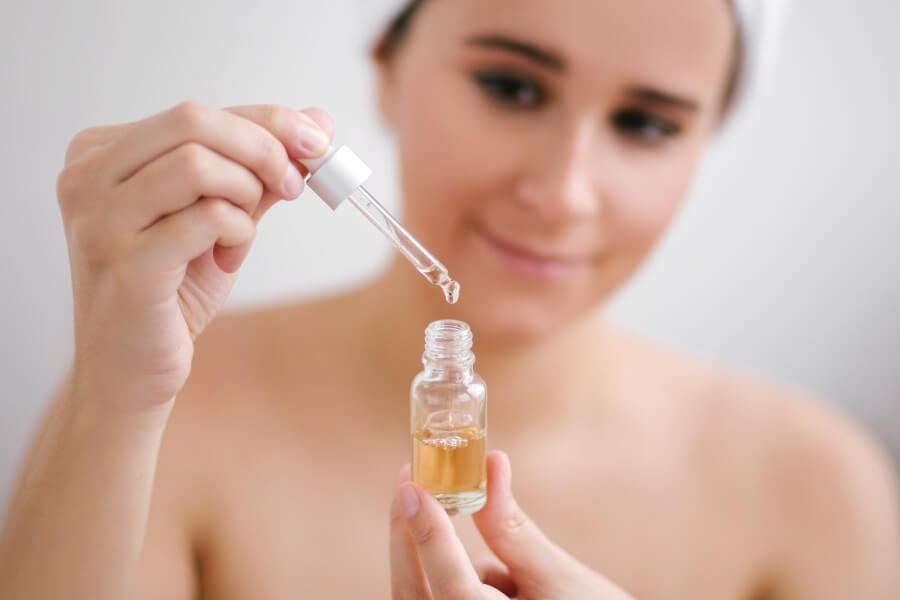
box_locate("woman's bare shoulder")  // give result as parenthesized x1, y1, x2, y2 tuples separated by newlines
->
(604, 325, 900, 589)
(604, 325, 880, 439)
(606, 325, 896, 479)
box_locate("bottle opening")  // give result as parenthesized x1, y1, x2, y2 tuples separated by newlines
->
(424, 319, 473, 361)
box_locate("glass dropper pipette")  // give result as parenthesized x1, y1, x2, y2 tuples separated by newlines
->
(299, 145, 460, 304)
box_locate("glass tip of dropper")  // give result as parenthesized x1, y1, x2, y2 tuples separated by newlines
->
(346, 186, 460, 304)
(418, 263, 460, 304)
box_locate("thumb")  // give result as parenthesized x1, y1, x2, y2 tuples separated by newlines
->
(472, 451, 566, 581)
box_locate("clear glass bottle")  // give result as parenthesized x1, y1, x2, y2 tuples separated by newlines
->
(411, 320, 487, 515)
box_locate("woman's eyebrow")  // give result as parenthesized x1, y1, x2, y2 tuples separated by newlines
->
(462, 36, 698, 111)
(627, 87, 699, 112)
(464, 34, 566, 72)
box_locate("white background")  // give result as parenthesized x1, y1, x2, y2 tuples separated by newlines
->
(1, 0, 898, 513)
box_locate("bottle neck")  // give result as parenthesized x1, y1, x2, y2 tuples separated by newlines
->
(422, 320, 475, 381)
(422, 355, 475, 380)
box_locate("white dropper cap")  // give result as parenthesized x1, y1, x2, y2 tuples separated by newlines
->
(300, 145, 373, 210)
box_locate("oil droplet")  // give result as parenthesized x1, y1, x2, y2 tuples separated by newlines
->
(441, 279, 460, 304)
(418, 264, 461, 304)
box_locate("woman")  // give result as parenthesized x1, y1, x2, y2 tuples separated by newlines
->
(1, 0, 898, 598)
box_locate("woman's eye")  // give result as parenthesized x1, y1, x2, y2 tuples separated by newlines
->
(611, 109, 681, 143)
(473, 72, 547, 108)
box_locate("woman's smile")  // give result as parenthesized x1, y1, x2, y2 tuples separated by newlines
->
(472, 223, 597, 282)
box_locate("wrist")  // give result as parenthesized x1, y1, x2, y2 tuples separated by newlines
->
(70, 344, 187, 408)
(66, 367, 177, 430)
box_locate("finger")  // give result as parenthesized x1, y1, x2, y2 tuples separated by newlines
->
(250, 190, 282, 223)
(225, 104, 335, 178)
(210, 189, 282, 273)
(120, 143, 264, 230)
(473, 558, 517, 597)
(134, 197, 255, 277)
(294, 107, 335, 141)
(226, 106, 335, 175)
(390, 474, 432, 599)
(473, 451, 564, 580)
(106, 101, 321, 199)
(396, 463, 412, 485)
(211, 228, 257, 274)
(294, 107, 334, 175)
(64, 124, 126, 165)
(215, 159, 307, 281)
(224, 105, 333, 153)
(399, 483, 482, 599)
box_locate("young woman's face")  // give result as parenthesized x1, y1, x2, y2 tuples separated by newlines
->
(376, 0, 736, 341)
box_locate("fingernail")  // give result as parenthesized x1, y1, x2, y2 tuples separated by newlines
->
(501, 453, 512, 494)
(397, 484, 420, 518)
(295, 116, 329, 155)
(282, 164, 304, 198)
(396, 464, 411, 485)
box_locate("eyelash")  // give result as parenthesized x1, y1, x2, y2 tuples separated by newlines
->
(472, 71, 548, 108)
(472, 70, 683, 144)
(610, 109, 682, 144)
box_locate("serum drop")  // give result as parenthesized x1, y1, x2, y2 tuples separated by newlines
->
(411, 320, 487, 515)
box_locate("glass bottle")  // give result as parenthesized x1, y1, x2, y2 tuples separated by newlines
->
(411, 319, 487, 515)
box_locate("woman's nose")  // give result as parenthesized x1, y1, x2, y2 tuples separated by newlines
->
(513, 123, 601, 223)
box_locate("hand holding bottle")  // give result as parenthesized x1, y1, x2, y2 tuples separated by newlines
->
(390, 451, 634, 600)
(57, 102, 332, 412)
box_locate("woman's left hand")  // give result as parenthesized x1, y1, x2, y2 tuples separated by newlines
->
(389, 450, 634, 599)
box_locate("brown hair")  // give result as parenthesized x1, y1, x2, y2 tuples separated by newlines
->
(372, 0, 426, 61)
(373, 0, 743, 115)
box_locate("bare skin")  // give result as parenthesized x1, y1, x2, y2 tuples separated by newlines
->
(2, 0, 898, 598)
(128, 261, 898, 599)
(6, 257, 898, 598)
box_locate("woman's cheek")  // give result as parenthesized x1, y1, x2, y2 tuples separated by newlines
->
(619, 190, 681, 245)
(611, 156, 697, 247)
(400, 107, 523, 237)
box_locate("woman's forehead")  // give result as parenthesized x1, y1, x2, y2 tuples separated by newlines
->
(420, 0, 733, 43)
(414, 0, 735, 100)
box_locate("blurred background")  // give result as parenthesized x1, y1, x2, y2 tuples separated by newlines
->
(1, 0, 898, 514)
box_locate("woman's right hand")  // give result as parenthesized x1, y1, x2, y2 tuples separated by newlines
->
(57, 101, 333, 411)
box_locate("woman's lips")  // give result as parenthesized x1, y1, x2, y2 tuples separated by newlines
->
(474, 228, 592, 281)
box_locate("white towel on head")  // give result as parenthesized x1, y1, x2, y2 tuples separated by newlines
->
(728, 0, 790, 121)
(353, 0, 789, 123)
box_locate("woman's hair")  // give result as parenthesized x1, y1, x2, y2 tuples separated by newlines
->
(372, 0, 427, 61)
(373, 0, 743, 115)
